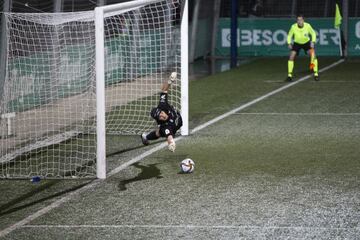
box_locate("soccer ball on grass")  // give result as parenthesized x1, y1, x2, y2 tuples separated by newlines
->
(180, 158, 195, 173)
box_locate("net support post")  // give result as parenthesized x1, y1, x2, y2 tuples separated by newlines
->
(95, 7, 106, 179)
(189, 0, 200, 63)
(230, 0, 238, 68)
(181, 0, 189, 136)
(342, 0, 349, 57)
(1, 112, 15, 137)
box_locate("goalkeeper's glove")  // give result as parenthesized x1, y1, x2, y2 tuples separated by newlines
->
(168, 139, 176, 152)
(168, 72, 177, 85)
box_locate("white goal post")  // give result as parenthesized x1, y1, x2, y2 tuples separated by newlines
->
(0, 0, 188, 179)
(95, 0, 188, 179)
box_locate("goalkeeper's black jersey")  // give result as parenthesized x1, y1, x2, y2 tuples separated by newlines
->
(156, 92, 182, 137)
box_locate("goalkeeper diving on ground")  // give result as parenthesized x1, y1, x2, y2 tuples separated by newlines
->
(141, 72, 182, 152)
(287, 14, 319, 82)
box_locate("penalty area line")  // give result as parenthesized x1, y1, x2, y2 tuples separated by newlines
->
(0, 59, 344, 238)
(265, 80, 360, 83)
(22, 224, 360, 231)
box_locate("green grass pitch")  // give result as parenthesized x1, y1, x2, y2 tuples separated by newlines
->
(1, 57, 360, 239)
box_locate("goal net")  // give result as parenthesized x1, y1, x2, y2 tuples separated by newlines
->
(0, 0, 185, 179)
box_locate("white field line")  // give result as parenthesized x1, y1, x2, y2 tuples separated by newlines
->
(0, 59, 344, 238)
(264, 80, 359, 83)
(234, 112, 360, 116)
(21, 224, 360, 231)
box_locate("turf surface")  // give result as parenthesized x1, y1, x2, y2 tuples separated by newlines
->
(1, 57, 359, 239)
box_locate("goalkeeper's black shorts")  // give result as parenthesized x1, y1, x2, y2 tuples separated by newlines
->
(159, 114, 183, 138)
(291, 41, 312, 55)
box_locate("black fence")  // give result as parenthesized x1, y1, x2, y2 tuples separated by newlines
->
(220, 0, 360, 18)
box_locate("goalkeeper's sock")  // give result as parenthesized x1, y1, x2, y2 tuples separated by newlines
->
(313, 58, 318, 76)
(288, 60, 294, 77)
(146, 131, 159, 141)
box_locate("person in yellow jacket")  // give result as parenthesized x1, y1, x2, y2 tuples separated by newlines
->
(287, 14, 319, 82)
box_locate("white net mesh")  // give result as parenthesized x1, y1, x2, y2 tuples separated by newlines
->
(103, 0, 181, 135)
(0, 0, 181, 178)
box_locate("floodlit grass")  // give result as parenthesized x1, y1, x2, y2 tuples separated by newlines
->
(189, 57, 339, 127)
(1, 57, 360, 239)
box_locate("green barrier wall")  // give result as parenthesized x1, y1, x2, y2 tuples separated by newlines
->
(348, 18, 360, 55)
(216, 18, 360, 56)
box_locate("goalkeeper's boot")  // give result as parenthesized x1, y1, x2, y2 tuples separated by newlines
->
(285, 76, 293, 82)
(141, 133, 149, 146)
(314, 73, 319, 81)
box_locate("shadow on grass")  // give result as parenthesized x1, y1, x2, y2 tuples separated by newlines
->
(0, 180, 92, 217)
(106, 140, 163, 158)
(118, 162, 163, 191)
(0, 139, 179, 216)
(106, 145, 145, 158)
